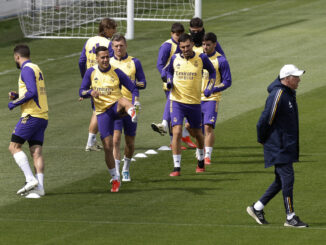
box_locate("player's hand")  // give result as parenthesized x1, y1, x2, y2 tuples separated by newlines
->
(166, 78, 173, 89)
(8, 102, 15, 110)
(91, 90, 100, 98)
(134, 101, 141, 112)
(8, 91, 18, 100)
(204, 89, 212, 97)
(78, 97, 84, 101)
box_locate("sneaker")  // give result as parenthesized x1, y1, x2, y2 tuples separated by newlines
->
(181, 136, 197, 148)
(246, 205, 269, 225)
(95, 143, 103, 150)
(170, 167, 181, 176)
(17, 178, 38, 195)
(196, 165, 205, 173)
(122, 171, 131, 182)
(24, 187, 45, 198)
(151, 123, 167, 136)
(284, 215, 308, 228)
(85, 145, 101, 152)
(111, 180, 121, 192)
(204, 157, 211, 165)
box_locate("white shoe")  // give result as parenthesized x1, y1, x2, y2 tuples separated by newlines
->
(17, 178, 38, 195)
(151, 123, 167, 136)
(23, 187, 45, 197)
(122, 171, 131, 182)
(85, 145, 101, 152)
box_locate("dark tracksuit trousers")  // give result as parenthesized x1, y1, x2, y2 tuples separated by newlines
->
(259, 162, 294, 214)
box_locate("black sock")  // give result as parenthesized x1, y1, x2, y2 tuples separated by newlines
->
(173, 167, 181, 172)
(198, 160, 204, 168)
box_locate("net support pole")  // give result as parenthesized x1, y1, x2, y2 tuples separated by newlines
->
(194, 0, 202, 18)
(125, 0, 134, 40)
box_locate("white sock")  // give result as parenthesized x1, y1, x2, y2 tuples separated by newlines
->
(109, 168, 119, 181)
(182, 127, 189, 137)
(13, 151, 35, 182)
(161, 120, 168, 130)
(87, 133, 96, 147)
(287, 212, 295, 220)
(123, 157, 131, 171)
(197, 148, 204, 161)
(173, 155, 181, 168)
(254, 201, 264, 211)
(115, 159, 120, 177)
(36, 173, 44, 190)
(205, 147, 213, 158)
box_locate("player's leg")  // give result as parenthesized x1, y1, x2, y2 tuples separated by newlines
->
(9, 116, 40, 195)
(202, 101, 218, 164)
(97, 106, 120, 192)
(151, 91, 170, 136)
(85, 106, 101, 152)
(185, 104, 205, 172)
(169, 101, 185, 176)
(121, 115, 137, 182)
(117, 97, 137, 122)
(113, 119, 123, 178)
(181, 119, 197, 149)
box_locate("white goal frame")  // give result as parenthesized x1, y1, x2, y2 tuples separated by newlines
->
(18, 0, 202, 39)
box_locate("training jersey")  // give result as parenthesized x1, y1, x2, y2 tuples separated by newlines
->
(166, 52, 216, 104)
(79, 36, 113, 77)
(79, 64, 139, 115)
(201, 51, 232, 101)
(10, 61, 48, 120)
(157, 38, 180, 90)
(110, 54, 146, 101)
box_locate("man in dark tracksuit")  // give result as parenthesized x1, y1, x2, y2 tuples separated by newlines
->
(247, 64, 308, 228)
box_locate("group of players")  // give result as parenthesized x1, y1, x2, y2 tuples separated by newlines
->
(7, 17, 231, 197)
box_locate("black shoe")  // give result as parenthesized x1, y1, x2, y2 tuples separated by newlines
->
(246, 205, 269, 225)
(284, 215, 308, 228)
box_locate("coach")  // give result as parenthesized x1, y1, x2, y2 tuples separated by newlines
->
(247, 64, 308, 228)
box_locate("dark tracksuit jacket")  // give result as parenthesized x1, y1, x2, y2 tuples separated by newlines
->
(257, 77, 299, 168)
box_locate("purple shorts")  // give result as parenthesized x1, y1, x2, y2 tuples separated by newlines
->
(113, 116, 137, 136)
(12, 115, 48, 144)
(201, 101, 219, 128)
(97, 103, 120, 139)
(170, 101, 201, 128)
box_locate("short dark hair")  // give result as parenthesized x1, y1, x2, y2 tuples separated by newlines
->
(111, 33, 126, 43)
(95, 46, 109, 55)
(99, 18, 117, 36)
(190, 17, 203, 28)
(203, 32, 217, 43)
(13, 44, 30, 58)
(171, 22, 184, 34)
(178, 33, 192, 43)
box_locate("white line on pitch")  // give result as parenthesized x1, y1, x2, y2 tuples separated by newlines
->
(0, 217, 324, 230)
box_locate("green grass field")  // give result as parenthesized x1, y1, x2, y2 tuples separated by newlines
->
(1, 0, 326, 244)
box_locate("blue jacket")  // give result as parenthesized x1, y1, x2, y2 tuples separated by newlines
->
(257, 78, 299, 168)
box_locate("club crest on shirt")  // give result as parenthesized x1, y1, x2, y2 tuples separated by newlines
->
(94, 77, 98, 83)
(176, 63, 181, 70)
(194, 60, 198, 67)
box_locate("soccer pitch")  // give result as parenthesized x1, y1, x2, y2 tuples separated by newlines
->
(0, 0, 326, 244)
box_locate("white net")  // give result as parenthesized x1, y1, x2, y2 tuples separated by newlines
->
(18, 0, 196, 39)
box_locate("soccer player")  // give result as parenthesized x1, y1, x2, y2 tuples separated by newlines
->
(189, 17, 225, 56)
(8, 44, 48, 198)
(165, 33, 216, 176)
(79, 46, 139, 192)
(201, 33, 232, 165)
(110, 34, 146, 182)
(151, 22, 197, 149)
(79, 18, 117, 152)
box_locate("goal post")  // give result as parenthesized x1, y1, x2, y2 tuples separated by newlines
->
(18, 0, 201, 39)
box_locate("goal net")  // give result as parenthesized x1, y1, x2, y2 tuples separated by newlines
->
(18, 0, 198, 39)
